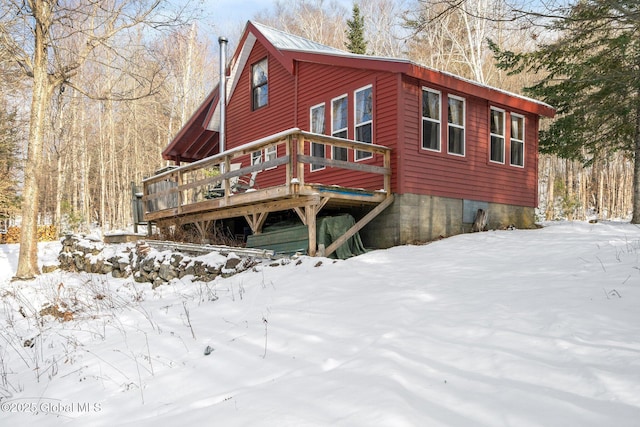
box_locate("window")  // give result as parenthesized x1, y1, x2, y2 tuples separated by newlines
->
(310, 103, 326, 171)
(355, 86, 373, 160)
(490, 108, 505, 163)
(331, 95, 348, 161)
(252, 58, 268, 110)
(251, 150, 262, 165)
(448, 96, 465, 156)
(264, 145, 277, 170)
(510, 114, 525, 167)
(422, 89, 441, 151)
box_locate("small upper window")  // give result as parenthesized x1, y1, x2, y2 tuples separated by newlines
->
(490, 108, 505, 163)
(252, 58, 268, 110)
(448, 96, 465, 156)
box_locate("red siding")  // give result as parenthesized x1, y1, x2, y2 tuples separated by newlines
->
(225, 42, 294, 189)
(294, 62, 399, 190)
(226, 43, 296, 145)
(399, 76, 539, 207)
(222, 37, 541, 208)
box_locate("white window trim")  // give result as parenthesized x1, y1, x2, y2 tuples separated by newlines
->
(489, 107, 505, 164)
(310, 102, 326, 172)
(264, 145, 277, 170)
(510, 113, 525, 168)
(447, 94, 466, 157)
(421, 87, 442, 153)
(331, 94, 348, 160)
(354, 85, 373, 162)
(251, 58, 268, 110)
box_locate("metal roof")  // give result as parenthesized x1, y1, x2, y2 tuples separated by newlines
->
(251, 22, 344, 55)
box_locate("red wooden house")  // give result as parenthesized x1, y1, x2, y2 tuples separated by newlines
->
(143, 21, 555, 256)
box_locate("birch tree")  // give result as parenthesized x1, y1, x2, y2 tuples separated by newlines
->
(258, 0, 348, 48)
(0, 0, 189, 279)
(404, 0, 510, 84)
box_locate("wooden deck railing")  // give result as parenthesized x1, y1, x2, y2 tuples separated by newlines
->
(142, 128, 391, 221)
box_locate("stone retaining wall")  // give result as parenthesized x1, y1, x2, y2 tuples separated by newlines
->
(57, 235, 256, 288)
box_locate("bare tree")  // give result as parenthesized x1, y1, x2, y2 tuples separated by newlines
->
(0, 0, 190, 279)
(405, 0, 512, 83)
(257, 0, 348, 48)
(360, 0, 407, 57)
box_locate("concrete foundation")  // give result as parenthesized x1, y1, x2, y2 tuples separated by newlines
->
(360, 193, 536, 249)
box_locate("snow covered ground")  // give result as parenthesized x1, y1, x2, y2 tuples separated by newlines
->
(0, 221, 639, 426)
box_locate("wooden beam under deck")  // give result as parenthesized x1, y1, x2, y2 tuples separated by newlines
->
(155, 194, 323, 228)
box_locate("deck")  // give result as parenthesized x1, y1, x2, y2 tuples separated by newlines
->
(143, 128, 393, 257)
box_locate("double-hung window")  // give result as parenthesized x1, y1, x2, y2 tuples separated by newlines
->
(422, 89, 441, 151)
(252, 146, 275, 169)
(264, 145, 277, 169)
(448, 96, 465, 156)
(331, 95, 348, 161)
(490, 108, 505, 163)
(251, 58, 268, 110)
(310, 103, 326, 171)
(510, 114, 525, 167)
(251, 151, 262, 165)
(355, 86, 373, 160)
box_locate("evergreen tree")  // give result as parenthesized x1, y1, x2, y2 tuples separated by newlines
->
(490, 0, 640, 222)
(0, 106, 21, 219)
(345, 3, 367, 54)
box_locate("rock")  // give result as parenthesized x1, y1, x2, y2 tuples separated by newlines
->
(192, 261, 207, 277)
(101, 263, 113, 275)
(42, 264, 59, 274)
(133, 271, 147, 283)
(158, 263, 177, 282)
(89, 260, 103, 274)
(224, 257, 242, 270)
(170, 254, 183, 267)
(57, 234, 254, 285)
(142, 257, 155, 273)
(183, 264, 195, 277)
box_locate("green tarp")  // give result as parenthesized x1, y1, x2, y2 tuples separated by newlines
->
(246, 214, 366, 259)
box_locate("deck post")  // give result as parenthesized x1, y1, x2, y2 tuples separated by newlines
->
(286, 135, 293, 194)
(383, 149, 391, 194)
(297, 134, 305, 187)
(306, 205, 317, 256)
(176, 171, 183, 214)
(223, 156, 231, 201)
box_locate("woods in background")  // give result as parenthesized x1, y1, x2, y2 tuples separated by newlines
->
(0, 0, 636, 261)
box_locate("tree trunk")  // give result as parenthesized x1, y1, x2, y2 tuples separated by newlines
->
(632, 97, 640, 223)
(15, 1, 54, 280)
(545, 156, 555, 220)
